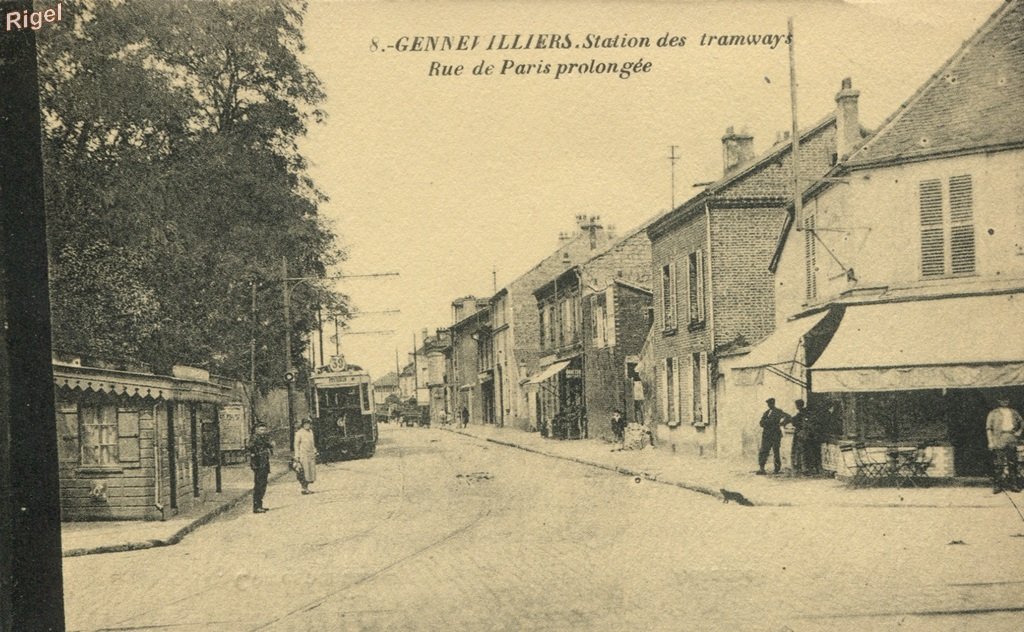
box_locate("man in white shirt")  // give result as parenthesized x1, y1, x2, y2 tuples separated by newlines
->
(986, 398, 1023, 494)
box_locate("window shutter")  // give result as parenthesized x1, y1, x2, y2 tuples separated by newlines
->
(804, 215, 817, 300)
(679, 356, 689, 425)
(605, 287, 616, 347)
(589, 294, 599, 345)
(698, 351, 709, 426)
(659, 361, 669, 424)
(696, 249, 705, 322)
(57, 402, 79, 463)
(669, 262, 678, 329)
(948, 175, 975, 275)
(118, 408, 142, 462)
(919, 179, 945, 277)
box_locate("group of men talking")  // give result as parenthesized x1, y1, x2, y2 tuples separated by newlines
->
(756, 398, 821, 476)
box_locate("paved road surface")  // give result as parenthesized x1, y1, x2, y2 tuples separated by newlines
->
(63, 426, 1024, 631)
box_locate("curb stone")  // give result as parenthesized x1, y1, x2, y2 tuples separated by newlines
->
(62, 469, 291, 558)
(443, 427, 774, 507)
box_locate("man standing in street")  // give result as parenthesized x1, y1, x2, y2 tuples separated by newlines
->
(986, 398, 1023, 494)
(248, 423, 274, 513)
(757, 398, 789, 475)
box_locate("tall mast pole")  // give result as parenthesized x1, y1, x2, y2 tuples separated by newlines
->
(282, 256, 294, 445)
(788, 17, 802, 229)
(669, 145, 680, 210)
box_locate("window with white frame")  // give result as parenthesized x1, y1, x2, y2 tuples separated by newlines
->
(81, 404, 118, 465)
(72, 402, 142, 466)
(661, 262, 677, 331)
(919, 174, 976, 278)
(687, 249, 706, 324)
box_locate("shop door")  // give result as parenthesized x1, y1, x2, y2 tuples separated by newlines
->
(949, 390, 991, 477)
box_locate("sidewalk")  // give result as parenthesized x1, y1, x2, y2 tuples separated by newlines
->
(445, 424, 1013, 509)
(61, 460, 290, 558)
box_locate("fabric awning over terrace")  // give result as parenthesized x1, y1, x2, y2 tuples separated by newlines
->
(731, 311, 830, 371)
(527, 360, 570, 384)
(812, 293, 1024, 392)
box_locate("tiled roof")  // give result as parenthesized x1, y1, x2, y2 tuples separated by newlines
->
(846, 0, 1024, 167)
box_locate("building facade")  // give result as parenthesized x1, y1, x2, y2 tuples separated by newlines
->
(490, 215, 616, 429)
(733, 2, 1024, 479)
(531, 228, 653, 439)
(53, 357, 237, 521)
(646, 100, 848, 458)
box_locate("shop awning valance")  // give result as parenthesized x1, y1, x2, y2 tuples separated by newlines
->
(812, 293, 1024, 392)
(731, 311, 830, 370)
(527, 360, 570, 384)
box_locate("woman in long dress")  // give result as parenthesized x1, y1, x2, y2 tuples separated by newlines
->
(293, 419, 317, 494)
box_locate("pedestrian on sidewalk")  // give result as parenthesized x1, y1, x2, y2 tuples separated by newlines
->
(611, 409, 626, 445)
(757, 398, 790, 475)
(986, 398, 1023, 494)
(461, 406, 469, 429)
(247, 423, 274, 513)
(789, 399, 821, 475)
(293, 418, 318, 495)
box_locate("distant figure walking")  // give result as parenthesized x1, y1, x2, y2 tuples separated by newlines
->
(610, 409, 626, 445)
(756, 398, 789, 475)
(247, 423, 274, 513)
(986, 398, 1023, 494)
(461, 406, 470, 429)
(293, 418, 318, 495)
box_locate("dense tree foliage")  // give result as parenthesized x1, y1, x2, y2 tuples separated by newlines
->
(39, 0, 343, 388)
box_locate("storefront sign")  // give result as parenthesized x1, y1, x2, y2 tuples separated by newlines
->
(565, 369, 582, 379)
(218, 403, 246, 451)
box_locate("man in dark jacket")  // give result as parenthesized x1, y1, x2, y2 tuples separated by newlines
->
(247, 423, 274, 513)
(757, 398, 789, 475)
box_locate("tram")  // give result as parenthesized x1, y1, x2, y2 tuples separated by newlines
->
(310, 356, 378, 461)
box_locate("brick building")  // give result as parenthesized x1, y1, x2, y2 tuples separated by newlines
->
(446, 296, 491, 425)
(530, 228, 653, 439)
(489, 216, 615, 429)
(646, 99, 853, 458)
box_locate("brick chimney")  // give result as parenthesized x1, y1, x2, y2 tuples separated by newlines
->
(577, 214, 604, 250)
(722, 126, 755, 175)
(835, 77, 861, 160)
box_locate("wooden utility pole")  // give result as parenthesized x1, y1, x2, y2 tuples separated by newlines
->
(668, 145, 680, 210)
(0, 5, 67, 627)
(282, 257, 295, 445)
(788, 17, 802, 228)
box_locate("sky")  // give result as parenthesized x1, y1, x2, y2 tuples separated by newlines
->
(297, 0, 1003, 378)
